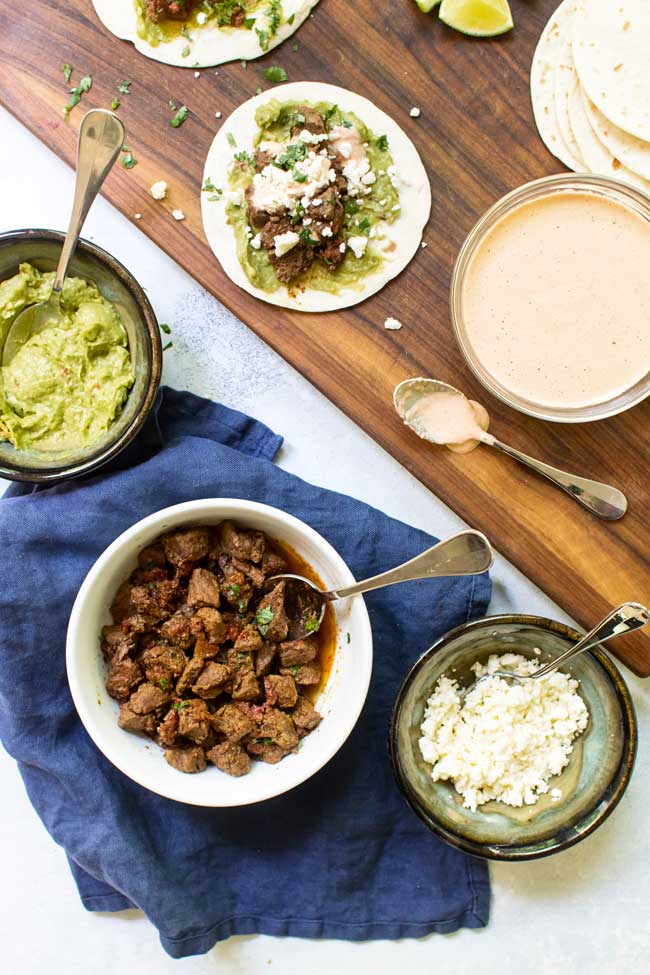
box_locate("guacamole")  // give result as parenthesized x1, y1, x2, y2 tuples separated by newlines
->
(0, 264, 135, 453)
(224, 99, 401, 294)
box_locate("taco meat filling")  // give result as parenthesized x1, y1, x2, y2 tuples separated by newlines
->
(241, 106, 378, 284)
(145, 0, 247, 26)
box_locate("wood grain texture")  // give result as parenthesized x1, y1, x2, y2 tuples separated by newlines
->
(1, 0, 649, 675)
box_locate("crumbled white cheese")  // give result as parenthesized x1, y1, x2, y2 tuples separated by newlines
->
(310, 197, 322, 207)
(172, 209, 185, 221)
(273, 231, 300, 257)
(226, 189, 244, 207)
(297, 129, 328, 145)
(387, 165, 401, 189)
(196, 11, 207, 23)
(410, 106, 421, 118)
(384, 317, 403, 330)
(150, 180, 167, 200)
(418, 653, 589, 811)
(392, 204, 401, 212)
(361, 171, 376, 186)
(339, 242, 346, 253)
(303, 217, 312, 226)
(321, 227, 333, 237)
(250, 234, 262, 250)
(347, 235, 368, 259)
(550, 788, 563, 802)
(253, 153, 331, 213)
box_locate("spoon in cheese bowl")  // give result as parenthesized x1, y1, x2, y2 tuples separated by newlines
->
(393, 378, 627, 521)
(463, 602, 650, 699)
(267, 529, 494, 639)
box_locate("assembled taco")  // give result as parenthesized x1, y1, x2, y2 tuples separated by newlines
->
(201, 82, 431, 312)
(92, 0, 318, 67)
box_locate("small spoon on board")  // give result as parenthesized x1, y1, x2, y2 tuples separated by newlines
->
(268, 529, 494, 638)
(393, 378, 627, 521)
(2, 109, 124, 365)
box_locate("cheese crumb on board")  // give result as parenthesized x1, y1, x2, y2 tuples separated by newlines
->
(418, 653, 589, 811)
(384, 317, 403, 330)
(150, 181, 167, 200)
(410, 107, 421, 118)
(172, 209, 185, 221)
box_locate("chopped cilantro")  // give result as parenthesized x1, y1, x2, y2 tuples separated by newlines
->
(117, 80, 131, 95)
(376, 134, 389, 151)
(159, 323, 172, 334)
(290, 111, 306, 126)
(64, 73, 92, 117)
(202, 177, 223, 201)
(346, 632, 351, 644)
(288, 14, 295, 25)
(290, 666, 300, 676)
(344, 200, 360, 216)
(256, 28, 270, 51)
(292, 168, 308, 183)
(304, 617, 321, 634)
(299, 228, 320, 247)
(111, 98, 120, 111)
(341, 118, 353, 128)
(324, 104, 338, 121)
(173, 701, 189, 711)
(227, 132, 237, 147)
(263, 65, 288, 83)
(181, 44, 191, 58)
(275, 141, 307, 168)
(120, 146, 137, 169)
(256, 605, 275, 635)
(162, 341, 173, 352)
(251, 737, 273, 745)
(62, 63, 72, 83)
(234, 150, 254, 165)
(170, 105, 189, 128)
(181, 24, 192, 40)
(229, 583, 241, 596)
(244, 17, 256, 29)
(158, 678, 169, 690)
(358, 217, 371, 232)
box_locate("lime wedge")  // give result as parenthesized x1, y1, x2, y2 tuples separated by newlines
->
(439, 0, 513, 36)
(414, 0, 441, 11)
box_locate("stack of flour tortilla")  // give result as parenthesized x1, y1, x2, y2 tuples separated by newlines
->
(531, 0, 650, 192)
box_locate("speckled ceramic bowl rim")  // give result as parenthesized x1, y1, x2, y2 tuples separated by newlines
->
(389, 613, 638, 862)
(0, 228, 162, 484)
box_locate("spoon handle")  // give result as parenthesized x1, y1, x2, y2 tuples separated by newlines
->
(53, 110, 125, 295)
(330, 530, 493, 600)
(532, 602, 650, 679)
(489, 439, 627, 521)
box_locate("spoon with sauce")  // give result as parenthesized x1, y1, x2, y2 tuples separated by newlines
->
(2, 109, 125, 366)
(393, 378, 627, 521)
(269, 529, 493, 638)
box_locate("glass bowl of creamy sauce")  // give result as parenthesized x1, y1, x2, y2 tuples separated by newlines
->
(451, 174, 650, 422)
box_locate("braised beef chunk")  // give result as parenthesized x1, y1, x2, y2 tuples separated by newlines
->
(129, 681, 171, 714)
(145, 0, 198, 23)
(165, 745, 206, 774)
(256, 581, 289, 642)
(105, 522, 327, 776)
(177, 699, 211, 743)
(207, 741, 251, 777)
(230, 4, 246, 27)
(290, 105, 327, 137)
(218, 521, 266, 563)
(192, 661, 229, 699)
(292, 695, 322, 732)
(212, 703, 255, 742)
(162, 528, 209, 567)
(264, 674, 298, 709)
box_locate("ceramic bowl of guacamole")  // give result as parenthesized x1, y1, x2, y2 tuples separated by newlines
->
(0, 229, 162, 482)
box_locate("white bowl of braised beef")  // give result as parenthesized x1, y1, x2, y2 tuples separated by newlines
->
(66, 499, 373, 806)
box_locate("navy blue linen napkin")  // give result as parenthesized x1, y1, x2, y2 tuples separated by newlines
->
(0, 387, 491, 959)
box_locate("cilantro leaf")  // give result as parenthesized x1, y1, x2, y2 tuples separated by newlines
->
(376, 134, 389, 151)
(255, 606, 275, 635)
(304, 617, 321, 634)
(170, 105, 189, 128)
(263, 65, 288, 83)
(117, 80, 131, 95)
(159, 323, 172, 334)
(62, 63, 72, 83)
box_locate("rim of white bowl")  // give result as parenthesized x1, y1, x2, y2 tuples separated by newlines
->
(66, 498, 373, 806)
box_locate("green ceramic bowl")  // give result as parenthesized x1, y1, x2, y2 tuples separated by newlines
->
(390, 615, 637, 861)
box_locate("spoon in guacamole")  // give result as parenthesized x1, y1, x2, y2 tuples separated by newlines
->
(2, 109, 124, 366)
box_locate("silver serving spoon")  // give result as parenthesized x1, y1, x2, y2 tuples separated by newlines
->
(394, 378, 627, 521)
(270, 529, 493, 637)
(464, 601, 650, 698)
(2, 110, 125, 366)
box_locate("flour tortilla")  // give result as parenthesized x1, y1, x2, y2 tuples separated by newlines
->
(92, 0, 318, 67)
(201, 82, 432, 313)
(573, 0, 650, 143)
(566, 82, 650, 192)
(530, 0, 584, 170)
(583, 95, 650, 182)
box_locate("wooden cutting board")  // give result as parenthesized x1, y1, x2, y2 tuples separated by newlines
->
(1, 0, 649, 676)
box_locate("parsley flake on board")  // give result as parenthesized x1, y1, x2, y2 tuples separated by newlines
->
(263, 65, 288, 83)
(62, 63, 72, 83)
(117, 80, 131, 95)
(170, 105, 189, 128)
(120, 146, 137, 169)
(111, 98, 120, 111)
(64, 73, 92, 117)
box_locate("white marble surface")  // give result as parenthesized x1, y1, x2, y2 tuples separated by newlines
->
(0, 107, 648, 974)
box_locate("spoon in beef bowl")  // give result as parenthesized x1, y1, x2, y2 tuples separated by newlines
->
(269, 530, 493, 638)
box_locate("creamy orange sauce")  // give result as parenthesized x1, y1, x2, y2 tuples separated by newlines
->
(462, 191, 650, 409)
(405, 391, 491, 454)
